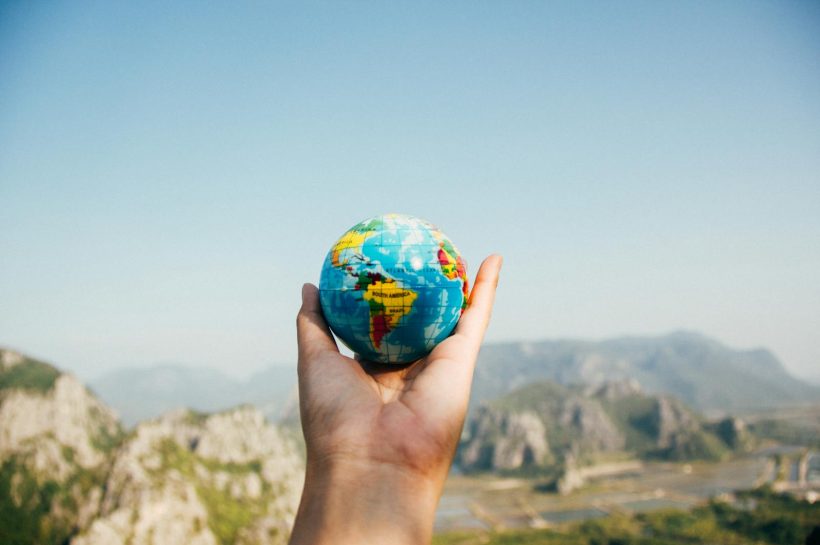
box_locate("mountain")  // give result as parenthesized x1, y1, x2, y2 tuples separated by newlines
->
(458, 379, 753, 492)
(472, 331, 819, 413)
(90, 332, 818, 427)
(91, 365, 297, 427)
(0, 349, 121, 544)
(72, 407, 303, 545)
(0, 348, 304, 545)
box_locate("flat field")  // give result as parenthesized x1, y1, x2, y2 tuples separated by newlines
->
(435, 456, 769, 533)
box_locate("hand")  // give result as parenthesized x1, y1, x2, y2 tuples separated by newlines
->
(289, 255, 502, 545)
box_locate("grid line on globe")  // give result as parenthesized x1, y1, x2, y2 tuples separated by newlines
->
(319, 213, 469, 364)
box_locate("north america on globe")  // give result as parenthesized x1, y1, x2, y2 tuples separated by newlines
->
(319, 213, 469, 364)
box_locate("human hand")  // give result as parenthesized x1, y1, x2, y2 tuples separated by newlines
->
(289, 255, 502, 545)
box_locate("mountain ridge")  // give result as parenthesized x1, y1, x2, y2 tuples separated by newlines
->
(90, 364, 297, 426)
(79, 331, 820, 425)
(471, 331, 819, 414)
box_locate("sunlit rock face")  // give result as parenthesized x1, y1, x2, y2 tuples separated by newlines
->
(0, 348, 121, 544)
(0, 373, 120, 471)
(460, 408, 552, 471)
(71, 406, 304, 545)
(0, 348, 305, 545)
(459, 381, 624, 473)
(458, 379, 743, 477)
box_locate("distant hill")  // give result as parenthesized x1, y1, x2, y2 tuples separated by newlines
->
(91, 364, 297, 426)
(458, 379, 753, 492)
(90, 332, 818, 425)
(472, 331, 820, 414)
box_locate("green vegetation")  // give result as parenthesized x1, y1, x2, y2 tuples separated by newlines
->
(0, 449, 109, 545)
(198, 481, 259, 544)
(182, 409, 211, 426)
(491, 382, 574, 413)
(0, 458, 68, 545)
(86, 404, 125, 454)
(603, 395, 730, 462)
(433, 487, 820, 545)
(0, 358, 60, 393)
(600, 395, 663, 453)
(751, 418, 820, 449)
(90, 423, 124, 454)
(201, 457, 263, 475)
(656, 429, 728, 461)
(155, 438, 269, 545)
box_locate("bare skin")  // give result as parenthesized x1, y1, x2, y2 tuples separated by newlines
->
(289, 255, 502, 545)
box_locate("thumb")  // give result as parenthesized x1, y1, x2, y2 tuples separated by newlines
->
(296, 283, 338, 366)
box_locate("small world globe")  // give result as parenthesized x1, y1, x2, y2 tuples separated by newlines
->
(319, 214, 469, 364)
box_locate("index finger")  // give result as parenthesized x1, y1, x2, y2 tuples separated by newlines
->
(453, 254, 503, 353)
(402, 254, 502, 419)
(420, 254, 502, 369)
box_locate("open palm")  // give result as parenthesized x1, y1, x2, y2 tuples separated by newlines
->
(296, 255, 502, 482)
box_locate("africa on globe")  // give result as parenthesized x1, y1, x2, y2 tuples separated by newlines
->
(319, 214, 469, 364)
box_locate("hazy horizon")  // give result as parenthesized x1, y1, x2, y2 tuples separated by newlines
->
(2, 2, 819, 381)
(5, 329, 816, 387)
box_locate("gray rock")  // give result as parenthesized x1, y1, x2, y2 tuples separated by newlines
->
(72, 406, 304, 545)
(461, 408, 551, 471)
(559, 396, 624, 453)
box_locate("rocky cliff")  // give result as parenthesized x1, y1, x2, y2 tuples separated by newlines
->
(0, 348, 121, 544)
(72, 407, 304, 545)
(0, 348, 304, 545)
(458, 379, 750, 481)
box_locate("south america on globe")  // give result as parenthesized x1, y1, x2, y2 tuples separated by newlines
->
(319, 214, 469, 364)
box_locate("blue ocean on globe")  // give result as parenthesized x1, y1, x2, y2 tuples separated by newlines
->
(319, 214, 469, 364)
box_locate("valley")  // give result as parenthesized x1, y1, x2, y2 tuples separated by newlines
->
(437, 455, 773, 533)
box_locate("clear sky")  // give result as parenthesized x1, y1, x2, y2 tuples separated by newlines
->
(1, 1, 819, 381)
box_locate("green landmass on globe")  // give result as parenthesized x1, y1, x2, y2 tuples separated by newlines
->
(319, 214, 469, 364)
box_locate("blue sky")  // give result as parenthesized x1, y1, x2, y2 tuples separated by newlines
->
(1, 1, 819, 380)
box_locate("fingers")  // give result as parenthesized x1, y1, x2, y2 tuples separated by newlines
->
(406, 255, 502, 417)
(296, 283, 339, 366)
(453, 254, 503, 356)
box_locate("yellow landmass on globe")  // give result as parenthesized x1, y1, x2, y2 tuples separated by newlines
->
(330, 229, 378, 267)
(361, 278, 418, 349)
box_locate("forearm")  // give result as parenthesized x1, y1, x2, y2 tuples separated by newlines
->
(289, 458, 442, 545)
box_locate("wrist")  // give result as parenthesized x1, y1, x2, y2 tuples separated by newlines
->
(289, 455, 442, 545)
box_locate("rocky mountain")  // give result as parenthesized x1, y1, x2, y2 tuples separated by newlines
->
(472, 331, 820, 413)
(0, 349, 304, 545)
(91, 365, 297, 427)
(458, 379, 753, 491)
(0, 349, 121, 544)
(72, 407, 303, 545)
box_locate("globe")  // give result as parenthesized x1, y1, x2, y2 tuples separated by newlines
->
(319, 214, 469, 364)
